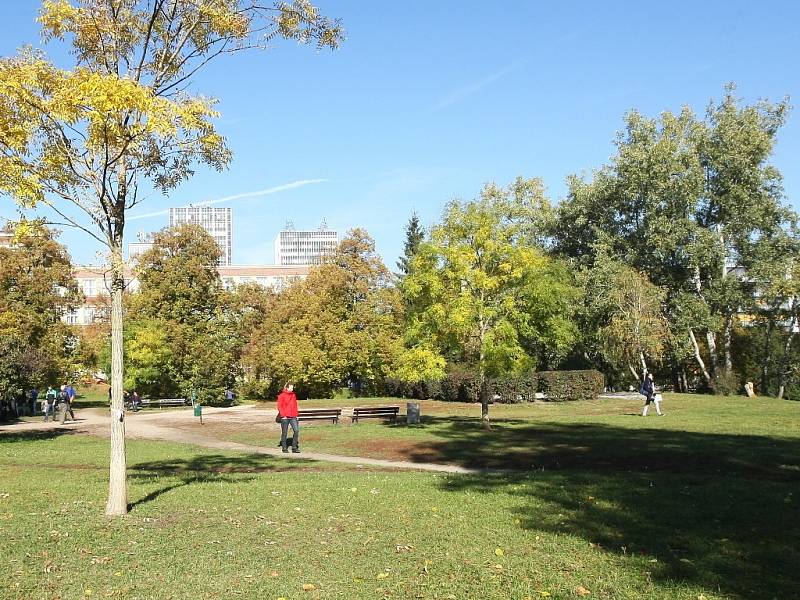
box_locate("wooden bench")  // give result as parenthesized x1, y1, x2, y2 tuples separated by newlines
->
(140, 398, 188, 409)
(351, 405, 400, 423)
(297, 408, 342, 424)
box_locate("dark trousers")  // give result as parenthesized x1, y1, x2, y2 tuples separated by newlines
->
(280, 417, 300, 450)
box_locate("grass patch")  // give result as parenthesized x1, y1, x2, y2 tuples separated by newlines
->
(1, 395, 798, 598)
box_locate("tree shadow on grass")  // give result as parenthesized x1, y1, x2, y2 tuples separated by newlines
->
(412, 419, 800, 598)
(0, 428, 79, 443)
(128, 453, 318, 511)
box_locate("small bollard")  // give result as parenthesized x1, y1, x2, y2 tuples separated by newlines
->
(193, 402, 203, 425)
(407, 402, 420, 425)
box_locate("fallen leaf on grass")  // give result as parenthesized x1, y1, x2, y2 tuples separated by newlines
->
(270, 571, 279, 577)
(494, 548, 504, 557)
(395, 545, 414, 553)
(302, 583, 316, 591)
(575, 585, 591, 596)
(376, 573, 389, 580)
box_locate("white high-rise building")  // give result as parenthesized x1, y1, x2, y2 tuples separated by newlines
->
(274, 222, 338, 266)
(169, 206, 232, 265)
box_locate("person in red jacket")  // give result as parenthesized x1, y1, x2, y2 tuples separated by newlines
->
(276, 383, 300, 453)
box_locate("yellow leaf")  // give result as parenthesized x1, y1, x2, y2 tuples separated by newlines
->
(84, 590, 93, 597)
(494, 547, 504, 556)
(302, 583, 316, 591)
(376, 572, 389, 580)
(575, 585, 591, 596)
(538, 592, 551, 598)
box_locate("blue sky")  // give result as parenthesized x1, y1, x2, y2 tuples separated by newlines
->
(1, 1, 799, 267)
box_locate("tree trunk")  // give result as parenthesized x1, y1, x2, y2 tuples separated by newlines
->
(480, 377, 491, 430)
(705, 330, 718, 376)
(777, 310, 798, 400)
(638, 351, 648, 377)
(761, 316, 775, 393)
(681, 368, 689, 394)
(105, 245, 128, 516)
(689, 328, 712, 385)
(628, 363, 640, 384)
(722, 314, 733, 374)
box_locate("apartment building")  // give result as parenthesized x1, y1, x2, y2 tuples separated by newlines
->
(169, 205, 233, 265)
(273, 224, 338, 266)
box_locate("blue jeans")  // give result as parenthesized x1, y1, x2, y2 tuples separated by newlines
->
(280, 417, 299, 450)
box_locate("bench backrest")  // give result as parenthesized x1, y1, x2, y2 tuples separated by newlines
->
(353, 406, 399, 414)
(299, 408, 341, 415)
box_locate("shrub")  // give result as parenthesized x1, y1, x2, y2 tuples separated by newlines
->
(490, 375, 539, 404)
(238, 378, 281, 400)
(711, 370, 740, 396)
(537, 370, 604, 401)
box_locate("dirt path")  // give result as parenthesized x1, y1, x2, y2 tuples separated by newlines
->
(0, 405, 481, 475)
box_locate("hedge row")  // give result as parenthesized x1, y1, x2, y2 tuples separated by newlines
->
(384, 370, 604, 403)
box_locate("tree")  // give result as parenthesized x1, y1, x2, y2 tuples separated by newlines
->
(403, 181, 579, 426)
(0, 222, 80, 401)
(128, 224, 238, 403)
(247, 229, 404, 398)
(0, 0, 342, 514)
(601, 265, 668, 383)
(396, 212, 424, 277)
(551, 87, 794, 391)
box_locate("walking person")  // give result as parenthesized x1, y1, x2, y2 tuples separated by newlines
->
(43, 386, 57, 422)
(640, 372, 663, 416)
(28, 387, 39, 417)
(277, 383, 300, 453)
(57, 385, 74, 423)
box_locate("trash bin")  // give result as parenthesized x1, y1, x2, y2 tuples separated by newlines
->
(193, 404, 202, 417)
(407, 402, 420, 425)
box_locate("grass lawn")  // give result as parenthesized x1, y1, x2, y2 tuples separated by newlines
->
(1, 394, 799, 599)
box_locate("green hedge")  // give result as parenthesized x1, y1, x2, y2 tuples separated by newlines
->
(385, 370, 604, 403)
(536, 370, 604, 401)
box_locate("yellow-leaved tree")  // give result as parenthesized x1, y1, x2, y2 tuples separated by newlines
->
(0, 0, 342, 516)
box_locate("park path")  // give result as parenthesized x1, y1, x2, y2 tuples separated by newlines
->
(0, 405, 481, 475)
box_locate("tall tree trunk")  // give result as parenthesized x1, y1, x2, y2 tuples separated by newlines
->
(105, 245, 128, 516)
(693, 265, 718, 375)
(706, 330, 719, 376)
(689, 328, 712, 385)
(777, 309, 798, 400)
(681, 368, 689, 393)
(480, 377, 491, 430)
(638, 351, 648, 376)
(628, 363, 640, 384)
(761, 316, 775, 393)
(722, 314, 733, 374)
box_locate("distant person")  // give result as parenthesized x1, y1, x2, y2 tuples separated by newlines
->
(276, 383, 300, 453)
(640, 372, 663, 416)
(28, 388, 39, 416)
(58, 385, 74, 423)
(225, 388, 235, 404)
(43, 386, 57, 422)
(66, 383, 77, 405)
(130, 390, 141, 411)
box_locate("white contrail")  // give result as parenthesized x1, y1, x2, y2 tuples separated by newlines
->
(128, 179, 329, 220)
(431, 62, 522, 112)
